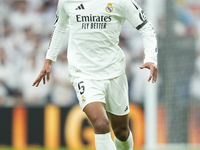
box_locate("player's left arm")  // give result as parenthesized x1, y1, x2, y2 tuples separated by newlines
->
(120, 0, 158, 83)
(138, 22, 158, 83)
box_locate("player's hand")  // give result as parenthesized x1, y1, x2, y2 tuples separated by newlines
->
(32, 59, 52, 87)
(140, 62, 157, 83)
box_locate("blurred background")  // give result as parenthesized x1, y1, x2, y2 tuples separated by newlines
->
(0, 0, 200, 149)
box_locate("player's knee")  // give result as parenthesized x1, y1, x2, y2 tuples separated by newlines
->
(93, 118, 110, 134)
(114, 126, 129, 141)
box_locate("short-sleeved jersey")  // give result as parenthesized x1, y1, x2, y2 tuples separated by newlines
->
(46, 0, 157, 80)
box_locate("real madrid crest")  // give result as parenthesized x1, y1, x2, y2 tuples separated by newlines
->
(105, 3, 113, 13)
(82, 95, 86, 103)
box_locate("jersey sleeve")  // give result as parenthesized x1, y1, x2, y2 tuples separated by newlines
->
(139, 22, 158, 66)
(122, 0, 147, 30)
(121, 0, 158, 65)
(46, 0, 69, 62)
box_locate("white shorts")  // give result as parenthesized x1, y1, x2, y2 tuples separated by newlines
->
(72, 72, 130, 116)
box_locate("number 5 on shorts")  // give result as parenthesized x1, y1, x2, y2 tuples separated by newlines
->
(78, 81, 85, 95)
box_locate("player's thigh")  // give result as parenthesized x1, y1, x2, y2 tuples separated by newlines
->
(108, 113, 129, 130)
(108, 112, 130, 140)
(84, 102, 110, 134)
(73, 78, 110, 133)
(106, 72, 129, 115)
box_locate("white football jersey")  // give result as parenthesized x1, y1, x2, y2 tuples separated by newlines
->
(46, 0, 157, 80)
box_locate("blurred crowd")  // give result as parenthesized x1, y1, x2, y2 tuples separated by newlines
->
(0, 0, 200, 107)
(0, 0, 76, 106)
(170, 0, 200, 102)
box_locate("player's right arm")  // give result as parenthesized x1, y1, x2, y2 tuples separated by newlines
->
(32, 0, 69, 87)
(32, 59, 52, 87)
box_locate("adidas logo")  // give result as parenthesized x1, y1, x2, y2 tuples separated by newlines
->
(124, 106, 128, 112)
(75, 4, 85, 10)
